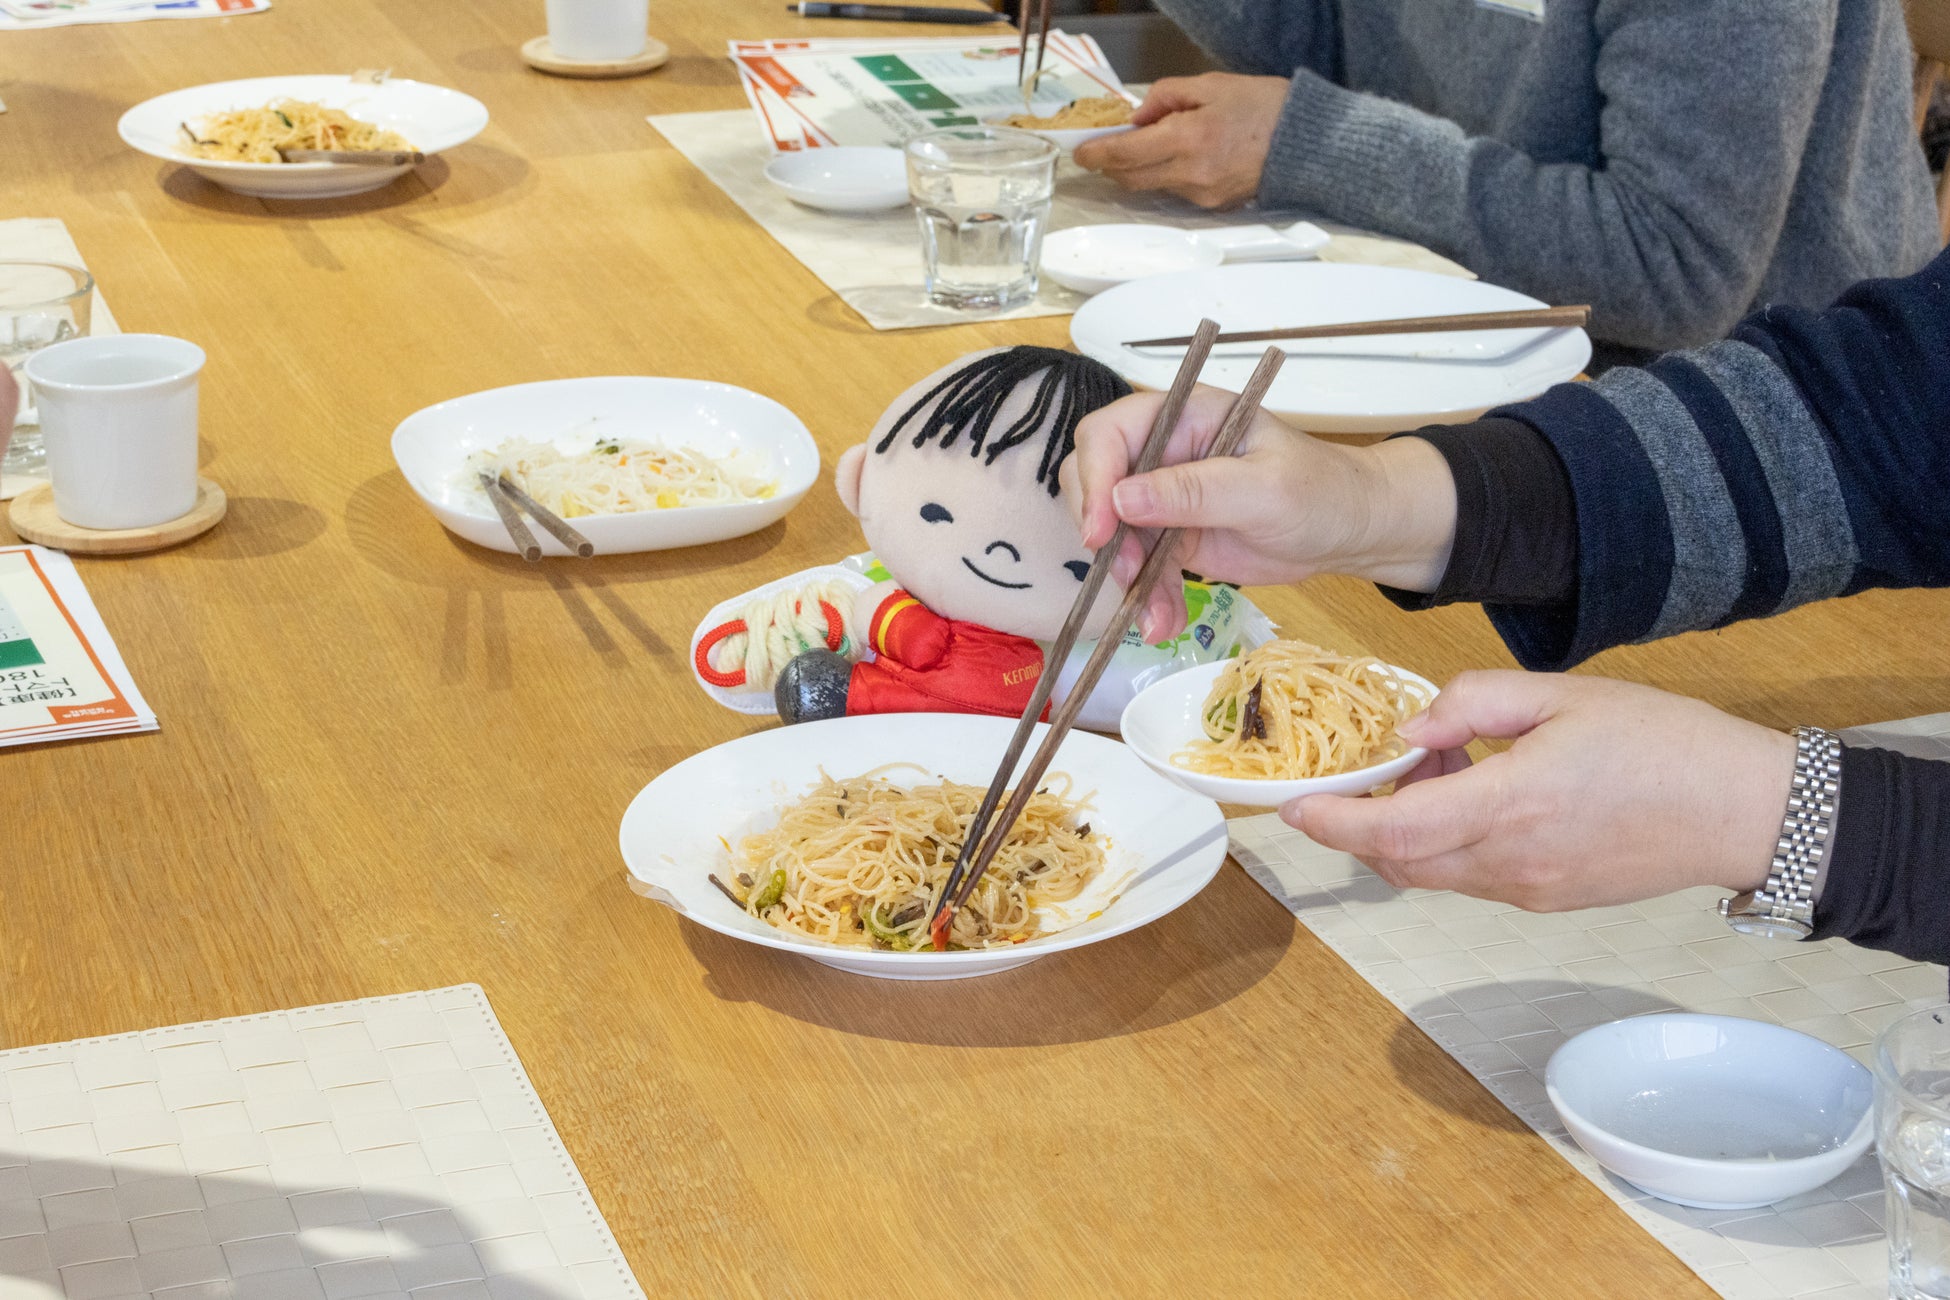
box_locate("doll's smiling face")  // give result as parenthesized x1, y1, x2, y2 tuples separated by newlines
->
(837, 354, 1124, 641)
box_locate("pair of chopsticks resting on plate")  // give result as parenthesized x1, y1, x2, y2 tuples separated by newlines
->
(478, 472, 595, 562)
(926, 319, 1283, 950)
(1122, 304, 1590, 350)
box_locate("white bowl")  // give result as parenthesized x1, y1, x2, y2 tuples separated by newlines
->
(1071, 262, 1593, 434)
(391, 376, 819, 557)
(119, 75, 489, 199)
(618, 713, 1228, 980)
(1118, 659, 1435, 807)
(1041, 224, 1221, 296)
(763, 146, 908, 212)
(981, 115, 1133, 152)
(1547, 1014, 1874, 1210)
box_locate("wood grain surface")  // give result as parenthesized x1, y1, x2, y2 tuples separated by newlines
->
(5, 3, 1944, 1295)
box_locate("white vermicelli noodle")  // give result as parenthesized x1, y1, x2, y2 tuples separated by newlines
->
(466, 436, 778, 519)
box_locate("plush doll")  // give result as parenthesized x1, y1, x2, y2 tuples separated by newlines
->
(775, 345, 1132, 724)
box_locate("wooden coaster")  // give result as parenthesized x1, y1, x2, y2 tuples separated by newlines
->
(8, 478, 227, 555)
(520, 34, 669, 78)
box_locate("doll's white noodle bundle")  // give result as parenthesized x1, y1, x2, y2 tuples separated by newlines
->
(695, 579, 864, 693)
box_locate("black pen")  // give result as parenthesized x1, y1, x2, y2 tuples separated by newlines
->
(789, 2, 1010, 23)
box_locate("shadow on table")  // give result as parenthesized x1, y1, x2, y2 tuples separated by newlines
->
(0, 1153, 578, 1298)
(145, 142, 533, 222)
(1388, 979, 1682, 1135)
(678, 849, 1293, 1049)
(178, 496, 329, 562)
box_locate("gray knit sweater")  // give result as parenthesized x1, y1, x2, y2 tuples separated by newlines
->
(1148, 0, 1940, 350)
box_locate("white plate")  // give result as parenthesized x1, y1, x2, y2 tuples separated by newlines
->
(1041, 225, 1221, 295)
(981, 115, 1133, 152)
(1071, 263, 1592, 433)
(762, 146, 908, 212)
(618, 713, 1228, 980)
(1119, 659, 1436, 807)
(391, 377, 819, 557)
(1548, 1014, 1873, 1209)
(118, 75, 489, 199)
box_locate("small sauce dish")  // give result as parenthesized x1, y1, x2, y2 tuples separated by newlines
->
(1041, 225, 1221, 296)
(1546, 1014, 1874, 1209)
(763, 146, 908, 213)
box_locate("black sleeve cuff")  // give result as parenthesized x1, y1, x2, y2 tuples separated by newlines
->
(1375, 416, 1579, 612)
(1810, 746, 1950, 965)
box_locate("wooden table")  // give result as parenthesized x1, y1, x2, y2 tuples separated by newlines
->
(5, 3, 1945, 1294)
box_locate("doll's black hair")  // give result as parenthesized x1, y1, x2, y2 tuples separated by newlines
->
(872, 346, 1132, 497)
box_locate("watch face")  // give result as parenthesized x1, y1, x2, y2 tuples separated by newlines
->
(1724, 914, 1811, 941)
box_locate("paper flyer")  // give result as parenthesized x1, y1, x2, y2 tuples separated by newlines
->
(0, 545, 156, 748)
(0, 0, 266, 28)
(730, 29, 1132, 150)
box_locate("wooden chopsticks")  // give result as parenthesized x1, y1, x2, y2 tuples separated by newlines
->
(1122, 304, 1590, 350)
(926, 328, 1286, 951)
(277, 148, 427, 166)
(1016, 0, 1053, 100)
(478, 472, 595, 561)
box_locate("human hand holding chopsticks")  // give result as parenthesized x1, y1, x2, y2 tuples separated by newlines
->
(1063, 386, 1459, 642)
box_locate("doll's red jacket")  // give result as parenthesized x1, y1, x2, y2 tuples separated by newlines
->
(846, 588, 1050, 720)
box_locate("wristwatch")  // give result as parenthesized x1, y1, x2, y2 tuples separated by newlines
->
(1719, 726, 1843, 940)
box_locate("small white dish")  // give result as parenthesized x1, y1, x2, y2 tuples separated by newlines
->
(1547, 1014, 1874, 1210)
(391, 376, 819, 556)
(762, 146, 908, 212)
(1041, 225, 1221, 296)
(619, 713, 1228, 981)
(1117, 659, 1435, 807)
(118, 75, 489, 200)
(1071, 262, 1593, 434)
(982, 115, 1133, 152)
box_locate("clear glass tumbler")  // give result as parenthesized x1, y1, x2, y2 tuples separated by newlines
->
(1878, 1006, 1950, 1299)
(905, 126, 1057, 312)
(1, 262, 94, 482)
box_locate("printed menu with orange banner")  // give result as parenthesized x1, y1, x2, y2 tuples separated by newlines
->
(0, 545, 156, 748)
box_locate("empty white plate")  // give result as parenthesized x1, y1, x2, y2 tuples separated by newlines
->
(119, 75, 488, 200)
(1071, 263, 1592, 433)
(391, 376, 820, 556)
(619, 713, 1228, 980)
(763, 146, 908, 212)
(1119, 659, 1436, 807)
(1041, 226, 1221, 295)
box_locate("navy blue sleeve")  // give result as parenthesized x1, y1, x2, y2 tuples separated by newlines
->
(1479, 245, 1950, 671)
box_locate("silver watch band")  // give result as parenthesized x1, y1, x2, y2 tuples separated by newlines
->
(1720, 726, 1842, 936)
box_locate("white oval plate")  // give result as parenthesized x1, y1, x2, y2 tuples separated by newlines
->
(119, 75, 489, 199)
(1119, 658, 1437, 807)
(763, 146, 908, 212)
(981, 114, 1133, 152)
(1071, 263, 1592, 433)
(1041, 224, 1221, 296)
(619, 713, 1228, 980)
(391, 376, 820, 556)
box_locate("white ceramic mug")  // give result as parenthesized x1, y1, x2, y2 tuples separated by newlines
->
(544, 0, 649, 61)
(24, 334, 204, 531)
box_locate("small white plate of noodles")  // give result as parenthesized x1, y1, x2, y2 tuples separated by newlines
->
(119, 74, 489, 199)
(1120, 647, 1440, 807)
(619, 712, 1227, 980)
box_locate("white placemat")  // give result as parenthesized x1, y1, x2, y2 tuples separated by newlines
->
(0, 985, 643, 1300)
(647, 108, 1474, 331)
(2, 217, 120, 502)
(1228, 813, 1945, 1300)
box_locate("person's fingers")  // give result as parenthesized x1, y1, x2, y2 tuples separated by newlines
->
(1397, 669, 1564, 751)
(1128, 76, 1204, 127)
(1070, 119, 1184, 174)
(1072, 393, 1166, 549)
(1393, 746, 1472, 790)
(1286, 761, 1501, 864)
(1110, 454, 1265, 533)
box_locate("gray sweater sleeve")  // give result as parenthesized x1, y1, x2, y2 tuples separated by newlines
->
(1143, 0, 1340, 84)
(1172, 1, 1841, 350)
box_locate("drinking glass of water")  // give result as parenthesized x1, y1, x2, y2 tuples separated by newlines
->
(1, 262, 94, 483)
(1878, 1006, 1950, 1299)
(905, 126, 1057, 312)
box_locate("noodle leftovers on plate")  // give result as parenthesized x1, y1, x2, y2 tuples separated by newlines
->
(711, 767, 1109, 951)
(1001, 96, 1134, 131)
(178, 99, 414, 163)
(464, 436, 779, 518)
